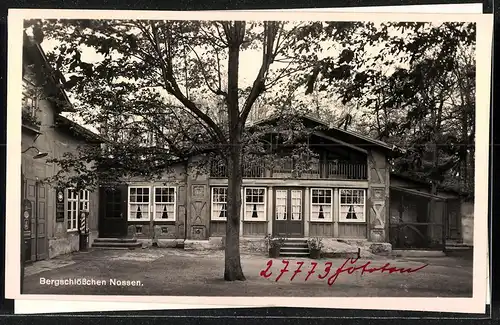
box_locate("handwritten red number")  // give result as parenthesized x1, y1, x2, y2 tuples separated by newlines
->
(275, 260, 290, 282)
(259, 259, 273, 278)
(290, 261, 304, 282)
(305, 261, 318, 282)
(318, 262, 333, 279)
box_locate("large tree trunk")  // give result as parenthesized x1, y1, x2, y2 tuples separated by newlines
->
(224, 141, 245, 281)
(224, 21, 246, 281)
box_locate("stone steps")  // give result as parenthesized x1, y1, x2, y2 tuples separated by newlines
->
(94, 238, 138, 243)
(279, 239, 310, 258)
(92, 238, 142, 250)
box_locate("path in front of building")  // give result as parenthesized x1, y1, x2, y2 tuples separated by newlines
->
(23, 247, 473, 297)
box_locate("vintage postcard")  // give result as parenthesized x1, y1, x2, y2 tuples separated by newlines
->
(6, 8, 491, 313)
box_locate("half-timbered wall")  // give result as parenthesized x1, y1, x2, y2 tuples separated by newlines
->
(366, 149, 390, 242)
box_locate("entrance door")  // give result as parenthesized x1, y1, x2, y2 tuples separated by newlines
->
(24, 179, 48, 261)
(35, 182, 48, 260)
(272, 188, 304, 238)
(99, 186, 128, 238)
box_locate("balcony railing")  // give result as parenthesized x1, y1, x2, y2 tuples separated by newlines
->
(211, 162, 265, 178)
(210, 159, 367, 180)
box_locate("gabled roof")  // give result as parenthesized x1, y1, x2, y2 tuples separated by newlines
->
(252, 113, 398, 154)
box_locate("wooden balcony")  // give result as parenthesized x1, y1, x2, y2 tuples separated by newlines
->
(210, 159, 367, 180)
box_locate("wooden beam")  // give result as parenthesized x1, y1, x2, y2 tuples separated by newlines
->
(390, 186, 446, 200)
(313, 131, 368, 154)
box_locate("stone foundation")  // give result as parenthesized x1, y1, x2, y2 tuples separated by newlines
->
(182, 237, 267, 253)
(48, 232, 79, 259)
(156, 239, 184, 248)
(177, 237, 392, 257)
(136, 238, 153, 247)
(240, 237, 267, 253)
(184, 237, 224, 251)
(321, 238, 392, 258)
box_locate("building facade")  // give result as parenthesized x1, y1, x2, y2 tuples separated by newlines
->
(98, 117, 397, 254)
(97, 116, 472, 255)
(21, 34, 102, 262)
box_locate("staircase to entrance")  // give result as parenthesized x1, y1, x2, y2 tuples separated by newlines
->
(279, 239, 310, 257)
(445, 239, 472, 258)
(92, 238, 142, 250)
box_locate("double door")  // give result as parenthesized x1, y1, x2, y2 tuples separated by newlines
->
(22, 175, 48, 262)
(272, 187, 304, 238)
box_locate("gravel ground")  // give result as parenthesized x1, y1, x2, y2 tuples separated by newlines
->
(22, 247, 473, 297)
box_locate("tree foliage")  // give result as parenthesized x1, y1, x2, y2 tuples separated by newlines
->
(305, 21, 476, 194)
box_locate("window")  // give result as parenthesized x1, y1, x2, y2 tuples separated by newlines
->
(128, 187, 151, 221)
(339, 189, 366, 222)
(66, 189, 79, 231)
(311, 188, 333, 222)
(66, 189, 91, 232)
(243, 187, 267, 221)
(290, 190, 302, 220)
(275, 190, 287, 220)
(211, 187, 227, 220)
(153, 187, 176, 221)
(22, 79, 38, 117)
(79, 190, 90, 213)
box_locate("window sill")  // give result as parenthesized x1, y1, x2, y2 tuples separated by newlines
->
(242, 219, 267, 222)
(153, 219, 176, 223)
(338, 220, 367, 224)
(67, 229, 79, 233)
(128, 219, 151, 222)
(210, 219, 227, 222)
(310, 220, 334, 223)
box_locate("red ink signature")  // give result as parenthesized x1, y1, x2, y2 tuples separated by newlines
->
(259, 258, 428, 285)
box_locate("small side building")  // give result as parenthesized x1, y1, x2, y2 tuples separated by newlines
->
(21, 34, 102, 262)
(389, 173, 474, 251)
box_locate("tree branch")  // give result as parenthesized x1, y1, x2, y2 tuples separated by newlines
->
(185, 42, 228, 99)
(240, 21, 279, 124)
(147, 21, 227, 143)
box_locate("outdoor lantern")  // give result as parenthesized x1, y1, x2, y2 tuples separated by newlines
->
(22, 146, 48, 159)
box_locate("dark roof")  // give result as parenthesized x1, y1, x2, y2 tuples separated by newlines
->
(253, 113, 397, 154)
(54, 115, 104, 144)
(390, 172, 471, 198)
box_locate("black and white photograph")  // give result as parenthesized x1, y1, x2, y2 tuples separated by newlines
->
(5, 9, 491, 312)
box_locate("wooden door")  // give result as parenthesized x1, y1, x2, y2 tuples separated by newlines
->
(24, 179, 48, 261)
(35, 182, 48, 260)
(99, 186, 128, 238)
(272, 188, 304, 238)
(25, 179, 35, 261)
